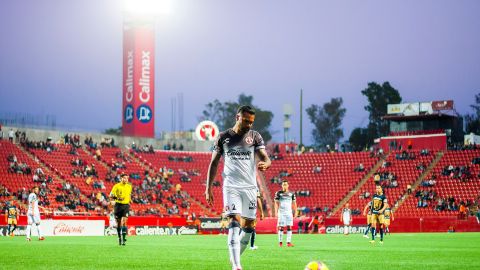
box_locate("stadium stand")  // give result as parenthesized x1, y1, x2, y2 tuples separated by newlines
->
(335, 150, 437, 217)
(263, 151, 379, 216)
(396, 149, 480, 217)
(2, 134, 479, 219)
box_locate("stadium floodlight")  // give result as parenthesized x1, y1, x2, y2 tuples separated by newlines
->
(123, 0, 172, 16)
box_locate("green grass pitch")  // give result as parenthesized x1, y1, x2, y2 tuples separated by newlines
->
(1, 233, 480, 269)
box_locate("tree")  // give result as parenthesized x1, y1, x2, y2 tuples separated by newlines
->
(306, 97, 346, 148)
(361, 81, 402, 140)
(200, 94, 274, 142)
(465, 93, 480, 134)
(349, 127, 369, 152)
(105, 126, 122, 135)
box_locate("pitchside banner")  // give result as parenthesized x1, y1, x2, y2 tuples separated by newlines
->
(122, 21, 155, 138)
(1, 220, 105, 237)
(325, 225, 369, 234)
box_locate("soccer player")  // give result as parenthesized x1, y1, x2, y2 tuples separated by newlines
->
(383, 203, 394, 234)
(275, 180, 297, 247)
(249, 189, 265, 250)
(340, 203, 352, 235)
(369, 185, 387, 244)
(106, 210, 117, 236)
(26, 186, 45, 241)
(362, 201, 372, 239)
(205, 105, 271, 270)
(5, 201, 19, 237)
(110, 172, 132, 246)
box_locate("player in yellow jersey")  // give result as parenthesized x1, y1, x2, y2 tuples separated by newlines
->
(362, 201, 372, 239)
(4, 201, 19, 237)
(383, 203, 394, 234)
(369, 185, 387, 244)
(110, 172, 132, 246)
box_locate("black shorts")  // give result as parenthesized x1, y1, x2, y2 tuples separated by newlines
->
(114, 203, 130, 219)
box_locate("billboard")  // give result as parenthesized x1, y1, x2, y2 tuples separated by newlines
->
(1, 220, 105, 237)
(122, 21, 155, 138)
(432, 100, 454, 111)
(387, 103, 420, 116)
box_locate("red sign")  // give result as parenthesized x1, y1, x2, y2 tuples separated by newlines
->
(122, 21, 155, 138)
(431, 100, 453, 111)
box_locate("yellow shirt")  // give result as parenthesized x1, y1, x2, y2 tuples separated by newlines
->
(110, 182, 133, 204)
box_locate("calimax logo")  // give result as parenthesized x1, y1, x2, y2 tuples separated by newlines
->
(226, 149, 251, 156)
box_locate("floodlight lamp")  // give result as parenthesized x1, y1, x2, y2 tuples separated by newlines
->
(123, 0, 172, 16)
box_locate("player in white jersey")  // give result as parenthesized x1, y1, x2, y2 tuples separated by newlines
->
(274, 180, 297, 247)
(26, 186, 45, 241)
(106, 211, 117, 236)
(340, 203, 352, 235)
(206, 105, 271, 270)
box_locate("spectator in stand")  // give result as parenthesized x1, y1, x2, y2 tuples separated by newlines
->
(360, 191, 370, 199)
(354, 163, 364, 172)
(420, 149, 430, 156)
(95, 148, 102, 161)
(313, 166, 322, 174)
(373, 174, 380, 185)
(458, 202, 468, 220)
(8, 129, 14, 142)
(416, 162, 426, 171)
(69, 145, 78, 155)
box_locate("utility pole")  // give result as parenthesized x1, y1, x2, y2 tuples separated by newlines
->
(300, 89, 303, 146)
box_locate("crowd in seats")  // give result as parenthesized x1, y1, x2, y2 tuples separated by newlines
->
(3, 130, 480, 219)
(421, 172, 437, 187)
(415, 189, 436, 208)
(396, 148, 480, 218)
(373, 171, 398, 189)
(448, 143, 480, 151)
(353, 163, 365, 172)
(344, 149, 435, 218)
(163, 142, 185, 151)
(441, 165, 473, 182)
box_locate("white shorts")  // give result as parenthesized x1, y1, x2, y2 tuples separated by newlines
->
(277, 214, 293, 227)
(27, 213, 41, 224)
(343, 221, 351, 226)
(223, 187, 257, 220)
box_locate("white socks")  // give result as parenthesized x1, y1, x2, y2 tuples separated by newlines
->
(239, 228, 254, 254)
(278, 229, 284, 243)
(26, 225, 31, 239)
(26, 224, 43, 239)
(286, 230, 292, 243)
(37, 224, 43, 237)
(228, 222, 241, 268)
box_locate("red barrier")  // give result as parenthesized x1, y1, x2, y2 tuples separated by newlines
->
(253, 216, 480, 233)
(324, 217, 480, 233)
(3, 216, 478, 233)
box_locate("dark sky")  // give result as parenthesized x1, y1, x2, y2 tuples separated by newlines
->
(0, 0, 479, 144)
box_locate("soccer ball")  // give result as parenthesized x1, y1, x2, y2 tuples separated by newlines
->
(305, 261, 329, 270)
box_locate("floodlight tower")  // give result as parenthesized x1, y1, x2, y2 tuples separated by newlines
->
(121, 0, 171, 138)
(283, 104, 293, 143)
